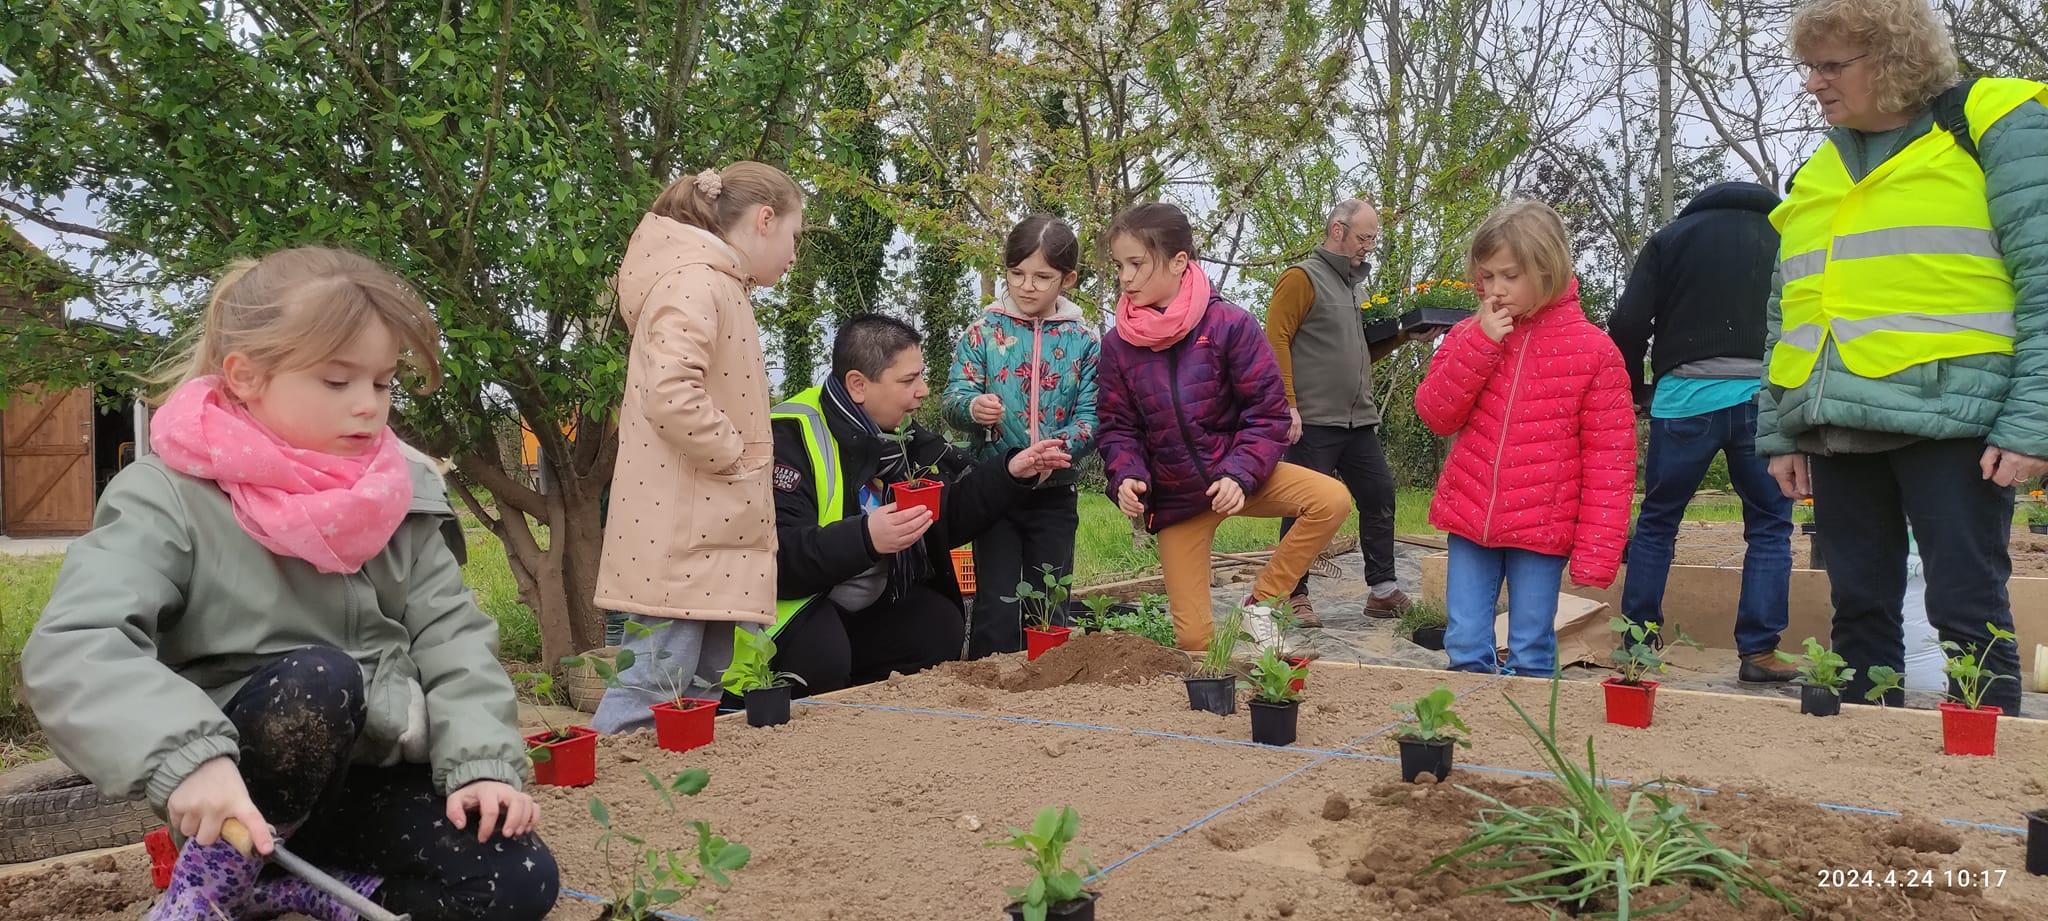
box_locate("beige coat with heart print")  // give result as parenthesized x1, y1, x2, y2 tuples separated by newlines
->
(595, 214, 777, 624)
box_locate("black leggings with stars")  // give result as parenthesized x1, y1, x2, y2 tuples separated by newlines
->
(221, 645, 560, 921)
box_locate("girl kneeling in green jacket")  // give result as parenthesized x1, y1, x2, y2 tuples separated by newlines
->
(22, 248, 558, 921)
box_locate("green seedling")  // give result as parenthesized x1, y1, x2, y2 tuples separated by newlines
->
(590, 768, 750, 921)
(1192, 606, 1250, 680)
(1002, 564, 1077, 631)
(1247, 645, 1306, 704)
(1397, 601, 1448, 636)
(1429, 678, 1800, 917)
(1609, 617, 1701, 686)
(1940, 623, 2018, 711)
(985, 806, 1095, 921)
(1864, 666, 1905, 706)
(880, 418, 947, 483)
(512, 671, 571, 763)
(563, 620, 716, 708)
(1774, 636, 1854, 695)
(1073, 595, 1175, 647)
(720, 628, 805, 696)
(1392, 685, 1471, 746)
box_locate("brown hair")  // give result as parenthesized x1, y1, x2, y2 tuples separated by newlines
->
(1466, 200, 1574, 307)
(1790, 0, 1957, 116)
(1107, 202, 1199, 264)
(154, 247, 443, 401)
(1005, 214, 1081, 275)
(649, 161, 804, 237)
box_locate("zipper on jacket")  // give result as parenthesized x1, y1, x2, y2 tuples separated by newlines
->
(1164, 348, 1215, 486)
(1481, 334, 1531, 542)
(1029, 318, 1044, 445)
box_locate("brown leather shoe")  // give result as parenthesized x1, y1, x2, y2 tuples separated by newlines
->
(1286, 593, 1323, 628)
(1738, 650, 1799, 686)
(1364, 589, 1411, 619)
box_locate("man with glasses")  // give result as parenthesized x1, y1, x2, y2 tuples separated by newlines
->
(1265, 198, 1420, 626)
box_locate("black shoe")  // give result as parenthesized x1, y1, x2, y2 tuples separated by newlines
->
(1737, 651, 1798, 686)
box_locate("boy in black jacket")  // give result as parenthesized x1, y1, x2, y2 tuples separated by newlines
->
(762, 314, 1071, 695)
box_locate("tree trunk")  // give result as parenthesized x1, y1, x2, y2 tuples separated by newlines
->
(1654, 0, 1676, 223)
(451, 453, 608, 668)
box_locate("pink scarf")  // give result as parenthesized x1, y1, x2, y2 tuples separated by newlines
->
(150, 377, 413, 573)
(1115, 265, 1212, 351)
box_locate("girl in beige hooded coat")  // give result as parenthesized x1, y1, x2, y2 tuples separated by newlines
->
(592, 162, 803, 733)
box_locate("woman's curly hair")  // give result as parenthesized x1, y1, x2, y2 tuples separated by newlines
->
(1790, 0, 1958, 115)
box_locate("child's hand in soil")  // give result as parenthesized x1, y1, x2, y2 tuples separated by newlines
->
(167, 755, 276, 855)
(1207, 477, 1246, 515)
(1006, 438, 1073, 479)
(447, 781, 538, 843)
(970, 393, 1004, 425)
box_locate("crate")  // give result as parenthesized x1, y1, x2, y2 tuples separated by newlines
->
(951, 547, 976, 596)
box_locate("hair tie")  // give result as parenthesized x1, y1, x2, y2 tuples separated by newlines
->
(694, 169, 723, 200)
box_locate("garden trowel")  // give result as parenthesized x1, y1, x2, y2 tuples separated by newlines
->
(219, 818, 412, 921)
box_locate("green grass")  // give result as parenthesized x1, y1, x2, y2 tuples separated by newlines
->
(1069, 489, 1438, 584)
(462, 529, 542, 662)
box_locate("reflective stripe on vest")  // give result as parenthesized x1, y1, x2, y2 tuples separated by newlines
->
(721, 387, 845, 692)
(1767, 77, 2047, 388)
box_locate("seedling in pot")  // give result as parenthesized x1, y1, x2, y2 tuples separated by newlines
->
(564, 621, 722, 752)
(1006, 564, 1078, 659)
(1604, 618, 1700, 728)
(1398, 601, 1449, 650)
(1184, 607, 1248, 716)
(1392, 685, 1470, 783)
(986, 806, 1098, 921)
(1937, 624, 2017, 756)
(722, 628, 805, 727)
(514, 672, 600, 785)
(1941, 624, 2017, 712)
(589, 768, 750, 921)
(1774, 636, 1853, 716)
(1246, 645, 1306, 746)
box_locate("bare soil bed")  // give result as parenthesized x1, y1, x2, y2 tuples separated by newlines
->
(6, 632, 2044, 920)
(1672, 519, 2048, 576)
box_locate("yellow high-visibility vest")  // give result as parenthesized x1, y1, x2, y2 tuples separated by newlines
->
(722, 386, 841, 689)
(1768, 78, 2048, 388)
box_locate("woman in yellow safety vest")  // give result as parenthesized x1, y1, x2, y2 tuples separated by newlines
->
(1759, 0, 2046, 715)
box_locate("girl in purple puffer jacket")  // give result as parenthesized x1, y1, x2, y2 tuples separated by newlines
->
(1095, 203, 1350, 652)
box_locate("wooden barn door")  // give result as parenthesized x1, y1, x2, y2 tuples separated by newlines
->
(3, 384, 95, 536)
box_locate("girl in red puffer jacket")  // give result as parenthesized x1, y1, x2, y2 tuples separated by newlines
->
(1415, 200, 1636, 677)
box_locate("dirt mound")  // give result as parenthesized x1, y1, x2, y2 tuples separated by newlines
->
(934, 632, 1190, 692)
(0, 853, 150, 921)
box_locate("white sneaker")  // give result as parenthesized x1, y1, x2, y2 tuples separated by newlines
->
(1242, 603, 1282, 651)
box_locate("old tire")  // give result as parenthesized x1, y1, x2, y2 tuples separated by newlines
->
(0, 762, 162, 864)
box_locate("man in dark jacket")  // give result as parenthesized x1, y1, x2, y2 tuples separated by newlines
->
(1607, 181, 1797, 685)
(763, 313, 1071, 695)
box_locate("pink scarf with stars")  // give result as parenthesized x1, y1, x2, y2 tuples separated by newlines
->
(150, 376, 412, 573)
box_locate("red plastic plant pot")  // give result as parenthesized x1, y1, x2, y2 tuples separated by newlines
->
(144, 826, 177, 890)
(1286, 656, 1311, 693)
(891, 478, 943, 516)
(1601, 677, 1658, 729)
(525, 724, 598, 787)
(1025, 625, 1072, 661)
(1938, 702, 2001, 756)
(650, 697, 719, 753)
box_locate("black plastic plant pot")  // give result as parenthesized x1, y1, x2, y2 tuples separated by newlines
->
(1400, 306, 1472, 337)
(1184, 675, 1237, 715)
(2027, 810, 2047, 876)
(1398, 737, 1455, 783)
(743, 684, 791, 727)
(1410, 625, 1446, 650)
(1005, 891, 1099, 921)
(1799, 683, 1842, 717)
(1249, 699, 1299, 747)
(1364, 316, 1400, 346)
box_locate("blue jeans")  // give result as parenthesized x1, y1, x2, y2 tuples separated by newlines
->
(1619, 401, 1791, 656)
(1445, 534, 1567, 677)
